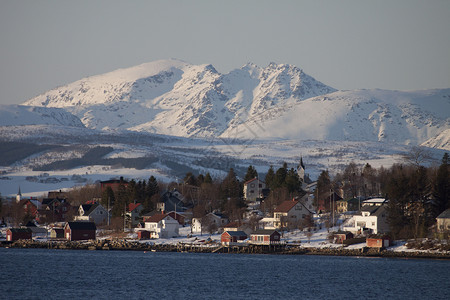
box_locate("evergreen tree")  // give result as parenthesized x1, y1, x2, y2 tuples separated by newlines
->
(184, 172, 197, 186)
(147, 176, 159, 197)
(244, 165, 258, 182)
(101, 186, 115, 209)
(204, 172, 213, 184)
(316, 170, 331, 212)
(126, 179, 138, 204)
(143, 176, 159, 213)
(197, 174, 205, 186)
(112, 182, 128, 218)
(265, 166, 275, 190)
(285, 168, 301, 193)
(433, 153, 449, 215)
(221, 168, 241, 199)
(385, 164, 412, 239)
(274, 163, 288, 189)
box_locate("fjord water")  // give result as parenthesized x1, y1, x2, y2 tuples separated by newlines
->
(1, 248, 448, 299)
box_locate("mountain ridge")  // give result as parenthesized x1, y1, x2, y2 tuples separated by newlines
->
(15, 59, 450, 149)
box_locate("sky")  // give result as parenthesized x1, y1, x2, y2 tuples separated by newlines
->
(1, 0, 449, 105)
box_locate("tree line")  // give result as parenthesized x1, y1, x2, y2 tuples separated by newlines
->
(316, 153, 449, 239)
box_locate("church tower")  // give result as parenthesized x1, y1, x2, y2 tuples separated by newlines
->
(297, 157, 305, 182)
(16, 186, 22, 203)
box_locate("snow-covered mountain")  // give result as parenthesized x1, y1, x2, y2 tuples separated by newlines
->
(0, 104, 84, 127)
(15, 59, 450, 149)
(23, 59, 336, 137)
(221, 89, 450, 148)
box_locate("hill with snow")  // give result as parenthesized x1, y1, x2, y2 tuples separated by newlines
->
(0, 59, 449, 197)
(23, 59, 336, 137)
(0, 105, 84, 127)
(221, 89, 450, 148)
(22, 59, 449, 148)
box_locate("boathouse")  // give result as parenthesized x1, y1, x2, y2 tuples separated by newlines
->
(64, 221, 96, 241)
(366, 235, 391, 248)
(221, 231, 248, 246)
(6, 228, 32, 241)
(250, 229, 281, 245)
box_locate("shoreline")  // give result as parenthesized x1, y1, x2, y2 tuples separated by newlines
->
(2, 240, 449, 260)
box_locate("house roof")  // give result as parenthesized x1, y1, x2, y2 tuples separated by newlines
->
(42, 198, 62, 206)
(159, 190, 189, 212)
(128, 203, 142, 212)
(8, 228, 32, 233)
(335, 230, 353, 235)
(437, 208, 450, 219)
(66, 221, 96, 230)
(274, 200, 299, 213)
(144, 213, 170, 223)
(372, 205, 387, 217)
(80, 203, 102, 216)
(223, 231, 247, 237)
(224, 221, 240, 228)
(244, 178, 265, 185)
(361, 205, 387, 216)
(362, 198, 386, 205)
(251, 229, 279, 235)
(360, 206, 379, 214)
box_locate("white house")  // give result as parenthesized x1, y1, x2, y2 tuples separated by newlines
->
(191, 212, 229, 234)
(353, 205, 389, 234)
(143, 213, 179, 238)
(436, 208, 450, 233)
(272, 199, 313, 229)
(243, 178, 266, 202)
(75, 203, 108, 225)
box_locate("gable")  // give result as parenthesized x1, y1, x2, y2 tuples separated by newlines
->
(274, 200, 299, 213)
(66, 221, 96, 230)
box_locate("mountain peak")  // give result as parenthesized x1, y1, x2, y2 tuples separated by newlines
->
(18, 59, 449, 148)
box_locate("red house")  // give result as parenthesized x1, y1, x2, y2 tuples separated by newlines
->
(221, 231, 248, 246)
(250, 229, 281, 245)
(64, 221, 96, 241)
(6, 228, 32, 241)
(137, 230, 151, 240)
(366, 235, 391, 248)
(334, 231, 354, 244)
(19, 199, 40, 219)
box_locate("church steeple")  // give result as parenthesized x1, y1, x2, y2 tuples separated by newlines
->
(297, 157, 305, 182)
(16, 186, 22, 202)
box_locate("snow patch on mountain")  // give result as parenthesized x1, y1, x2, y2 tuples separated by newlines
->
(0, 105, 84, 127)
(421, 129, 450, 150)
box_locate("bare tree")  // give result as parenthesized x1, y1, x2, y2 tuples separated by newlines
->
(403, 146, 432, 168)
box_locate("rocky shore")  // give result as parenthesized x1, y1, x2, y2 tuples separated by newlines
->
(2, 239, 449, 259)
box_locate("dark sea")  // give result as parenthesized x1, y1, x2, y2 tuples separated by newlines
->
(1, 248, 448, 299)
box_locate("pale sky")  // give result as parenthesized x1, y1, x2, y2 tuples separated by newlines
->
(1, 0, 449, 105)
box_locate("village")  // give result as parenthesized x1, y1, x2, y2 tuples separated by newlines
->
(1, 156, 449, 257)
